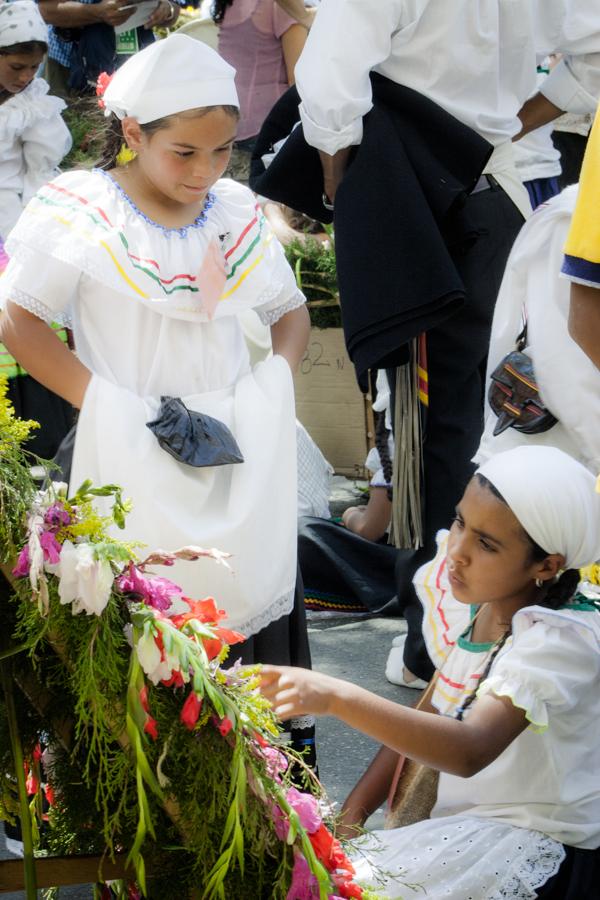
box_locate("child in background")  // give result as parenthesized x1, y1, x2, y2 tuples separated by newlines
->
(262, 445, 600, 898)
(0, 0, 73, 457)
(0, 33, 314, 756)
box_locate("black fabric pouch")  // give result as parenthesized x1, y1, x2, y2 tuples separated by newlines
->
(146, 397, 244, 467)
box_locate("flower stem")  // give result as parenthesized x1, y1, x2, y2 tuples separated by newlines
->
(0, 660, 37, 899)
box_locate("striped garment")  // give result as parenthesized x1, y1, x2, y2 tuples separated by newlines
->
(414, 530, 513, 715)
(562, 105, 600, 288)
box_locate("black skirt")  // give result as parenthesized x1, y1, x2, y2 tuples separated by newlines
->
(298, 515, 399, 615)
(535, 844, 600, 898)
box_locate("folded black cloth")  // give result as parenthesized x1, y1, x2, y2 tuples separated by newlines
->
(146, 397, 244, 467)
(251, 76, 493, 389)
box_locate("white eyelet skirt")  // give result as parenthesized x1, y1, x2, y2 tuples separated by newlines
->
(351, 815, 565, 899)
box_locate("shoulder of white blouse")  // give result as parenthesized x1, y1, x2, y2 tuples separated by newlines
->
(511, 603, 600, 653)
(0, 79, 67, 138)
(212, 178, 260, 216)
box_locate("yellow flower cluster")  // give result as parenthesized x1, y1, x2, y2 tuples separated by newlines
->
(0, 375, 39, 449)
(580, 563, 600, 586)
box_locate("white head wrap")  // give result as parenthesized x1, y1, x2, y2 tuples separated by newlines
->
(0, 1, 48, 49)
(102, 33, 239, 124)
(477, 446, 600, 569)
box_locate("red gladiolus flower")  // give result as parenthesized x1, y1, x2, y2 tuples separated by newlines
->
(331, 875, 363, 900)
(162, 670, 185, 688)
(308, 824, 353, 874)
(171, 597, 245, 659)
(180, 691, 203, 730)
(144, 716, 159, 741)
(216, 716, 233, 737)
(139, 685, 150, 714)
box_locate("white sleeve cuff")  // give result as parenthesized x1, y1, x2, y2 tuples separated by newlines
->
(542, 59, 599, 116)
(298, 103, 363, 155)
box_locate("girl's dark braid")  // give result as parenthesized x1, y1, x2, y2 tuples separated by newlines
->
(97, 113, 124, 170)
(374, 409, 393, 501)
(454, 629, 512, 722)
(540, 568, 580, 610)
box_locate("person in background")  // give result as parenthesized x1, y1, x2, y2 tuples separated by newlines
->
(37, 0, 180, 98)
(476, 184, 600, 475)
(513, 60, 562, 209)
(0, 0, 74, 458)
(213, 0, 308, 183)
(294, 0, 600, 688)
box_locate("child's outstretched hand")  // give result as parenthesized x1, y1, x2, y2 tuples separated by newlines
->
(259, 665, 339, 720)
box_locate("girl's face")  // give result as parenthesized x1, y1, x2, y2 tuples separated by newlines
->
(124, 108, 237, 207)
(446, 477, 557, 608)
(0, 49, 45, 94)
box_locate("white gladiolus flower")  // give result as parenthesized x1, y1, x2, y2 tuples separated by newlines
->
(135, 629, 163, 683)
(58, 541, 114, 616)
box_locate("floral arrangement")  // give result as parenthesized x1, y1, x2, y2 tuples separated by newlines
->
(0, 380, 387, 900)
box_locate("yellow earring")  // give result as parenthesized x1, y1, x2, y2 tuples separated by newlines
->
(116, 143, 137, 166)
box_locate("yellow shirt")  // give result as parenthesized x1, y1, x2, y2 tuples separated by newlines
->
(563, 105, 600, 286)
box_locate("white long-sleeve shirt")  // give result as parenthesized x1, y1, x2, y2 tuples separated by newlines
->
(0, 78, 72, 240)
(296, 0, 600, 155)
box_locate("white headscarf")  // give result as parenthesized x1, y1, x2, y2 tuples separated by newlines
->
(102, 33, 239, 124)
(0, 1, 48, 49)
(477, 445, 600, 569)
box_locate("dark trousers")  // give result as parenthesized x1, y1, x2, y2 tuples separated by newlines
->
(552, 130, 589, 190)
(396, 183, 525, 680)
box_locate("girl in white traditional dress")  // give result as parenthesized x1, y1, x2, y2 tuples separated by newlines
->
(261, 445, 600, 898)
(0, 0, 73, 457)
(0, 31, 315, 754)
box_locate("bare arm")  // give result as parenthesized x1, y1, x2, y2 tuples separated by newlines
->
(275, 0, 316, 29)
(281, 23, 307, 86)
(341, 487, 392, 542)
(144, 0, 180, 29)
(260, 665, 528, 778)
(319, 147, 352, 205)
(513, 92, 563, 141)
(568, 282, 600, 369)
(0, 302, 91, 409)
(270, 303, 310, 372)
(38, 0, 134, 28)
(336, 744, 400, 837)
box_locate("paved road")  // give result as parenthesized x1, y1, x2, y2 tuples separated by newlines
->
(1, 613, 411, 898)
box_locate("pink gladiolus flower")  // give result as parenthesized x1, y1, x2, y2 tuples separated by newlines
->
(40, 531, 62, 564)
(286, 787, 322, 834)
(286, 853, 320, 900)
(271, 803, 290, 842)
(12, 545, 30, 578)
(180, 691, 203, 730)
(262, 745, 288, 781)
(117, 563, 183, 612)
